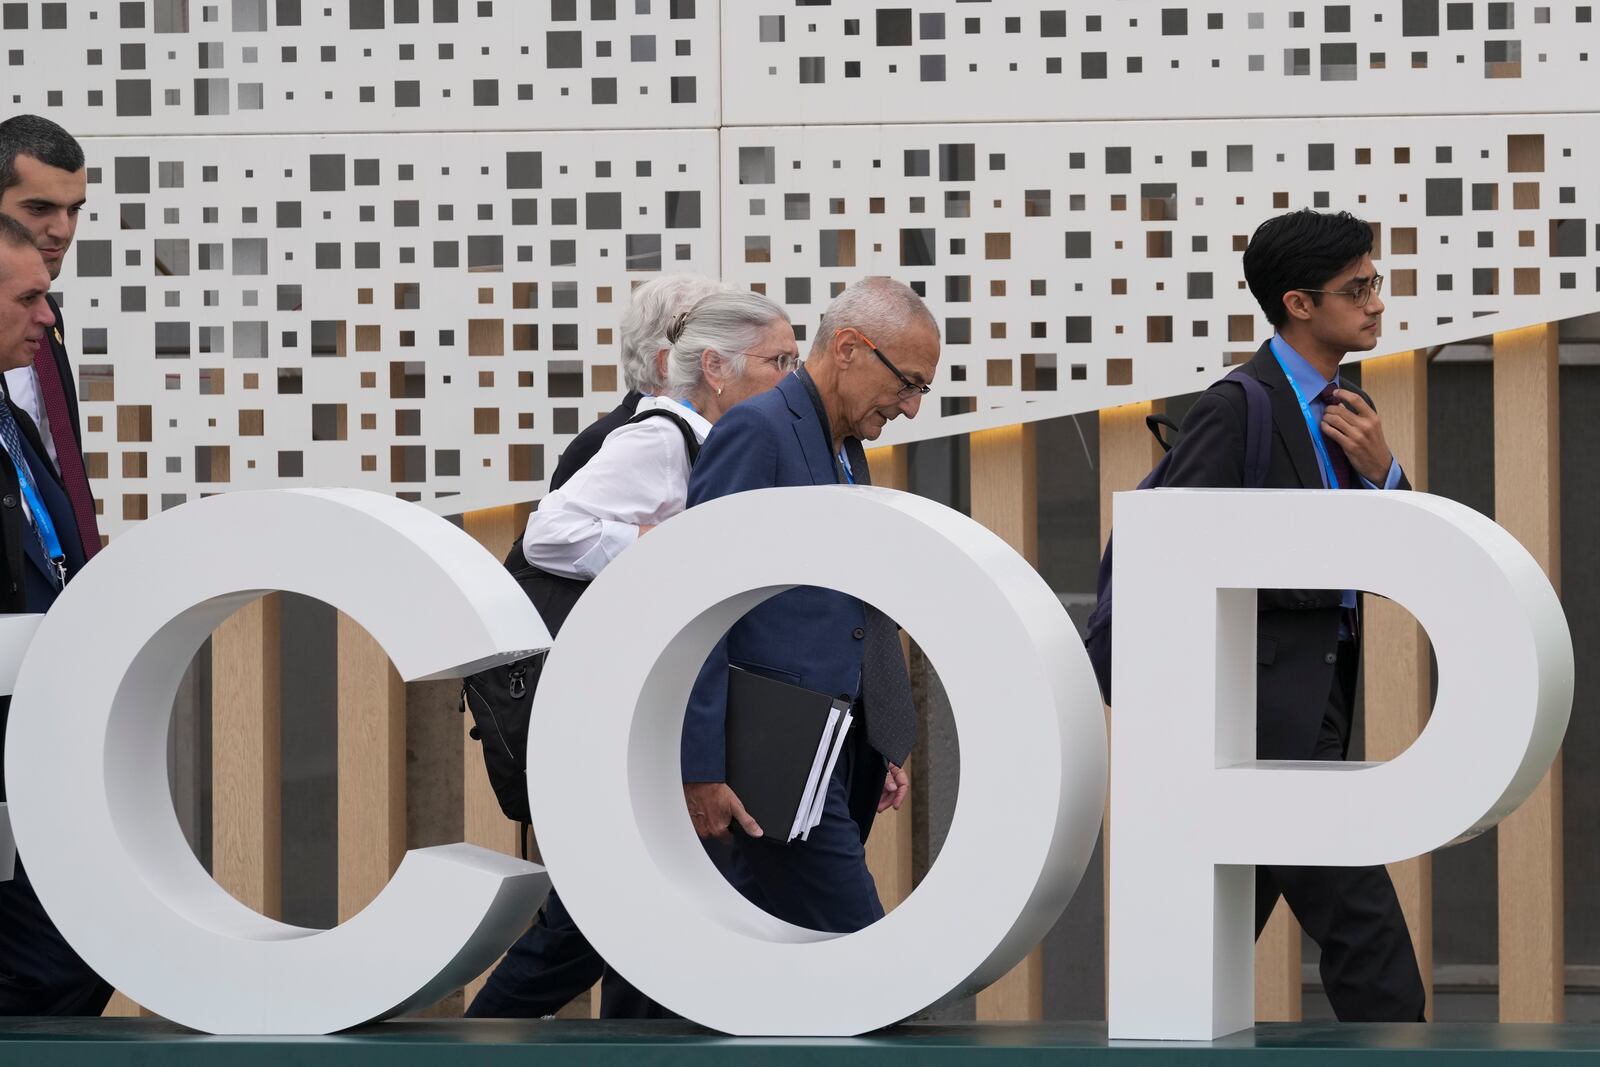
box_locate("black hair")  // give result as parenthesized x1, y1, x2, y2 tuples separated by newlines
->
(1242, 209, 1374, 330)
(0, 213, 37, 251)
(0, 114, 85, 194)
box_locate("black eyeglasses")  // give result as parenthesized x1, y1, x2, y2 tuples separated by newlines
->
(853, 330, 931, 401)
(1297, 274, 1384, 307)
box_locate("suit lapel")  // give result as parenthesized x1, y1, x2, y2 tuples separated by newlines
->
(1249, 341, 1324, 490)
(781, 373, 840, 486)
(45, 294, 82, 454)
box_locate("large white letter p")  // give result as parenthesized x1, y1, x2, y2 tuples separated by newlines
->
(1107, 489, 1572, 1041)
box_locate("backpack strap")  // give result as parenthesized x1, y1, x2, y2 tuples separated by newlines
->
(1223, 369, 1274, 488)
(1144, 413, 1182, 453)
(626, 406, 702, 468)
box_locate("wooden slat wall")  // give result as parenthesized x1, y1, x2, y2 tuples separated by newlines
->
(336, 613, 407, 923)
(1359, 351, 1433, 1014)
(863, 445, 916, 912)
(969, 424, 1043, 1022)
(1493, 324, 1564, 1023)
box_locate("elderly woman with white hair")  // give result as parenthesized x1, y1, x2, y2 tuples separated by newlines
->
(522, 288, 798, 577)
(547, 272, 725, 490)
(467, 287, 798, 1021)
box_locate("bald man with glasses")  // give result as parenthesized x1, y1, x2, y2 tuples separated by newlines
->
(680, 276, 938, 934)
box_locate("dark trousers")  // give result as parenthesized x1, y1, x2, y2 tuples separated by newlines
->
(712, 739, 884, 934)
(465, 886, 672, 1019)
(0, 857, 111, 1016)
(1254, 640, 1427, 1023)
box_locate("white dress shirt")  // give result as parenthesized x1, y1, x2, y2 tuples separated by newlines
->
(4, 364, 59, 472)
(522, 396, 712, 580)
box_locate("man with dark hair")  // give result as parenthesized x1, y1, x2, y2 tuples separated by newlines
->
(0, 117, 109, 1016)
(1160, 208, 1426, 1021)
(0, 213, 109, 1015)
(0, 115, 99, 564)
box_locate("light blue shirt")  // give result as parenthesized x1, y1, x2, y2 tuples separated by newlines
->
(1269, 335, 1403, 627)
(1269, 335, 1403, 491)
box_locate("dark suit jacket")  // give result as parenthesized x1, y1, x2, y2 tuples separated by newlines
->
(1159, 340, 1410, 761)
(680, 373, 881, 828)
(549, 390, 643, 492)
(0, 389, 86, 801)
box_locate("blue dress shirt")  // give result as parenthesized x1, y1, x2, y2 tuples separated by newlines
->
(1269, 335, 1404, 626)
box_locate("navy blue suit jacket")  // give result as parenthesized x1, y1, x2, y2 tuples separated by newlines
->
(680, 373, 869, 784)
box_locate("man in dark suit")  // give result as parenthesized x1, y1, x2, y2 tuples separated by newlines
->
(1160, 209, 1426, 1021)
(0, 117, 99, 560)
(681, 276, 938, 932)
(0, 214, 109, 1015)
(546, 274, 722, 491)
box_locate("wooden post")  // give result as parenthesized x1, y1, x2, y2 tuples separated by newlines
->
(212, 595, 284, 920)
(1359, 351, 1433, 1015)
(459, 506, 536, 1009)
(863, 445, 915, 911)
(1493, 324, 1563, 1023)
(337, 613, 406, 923)
(969, 424, 1042, 1021)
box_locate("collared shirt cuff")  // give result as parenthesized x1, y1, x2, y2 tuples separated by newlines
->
(1361, 457, 1403, 491)
(571, 520, 639, 578)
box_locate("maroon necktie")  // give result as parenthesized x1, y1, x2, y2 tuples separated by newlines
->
(1315, 383, 1355, 490)
(32, 335, 101, 559)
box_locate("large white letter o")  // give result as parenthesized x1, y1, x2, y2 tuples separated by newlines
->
(528, 485, 1107, 1035)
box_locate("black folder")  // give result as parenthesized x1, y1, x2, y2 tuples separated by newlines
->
(725, 666, 853, 843)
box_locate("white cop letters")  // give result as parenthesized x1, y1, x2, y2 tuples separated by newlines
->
(0, 485, 1574, 1039)
(1107, 488, 1573, 1041)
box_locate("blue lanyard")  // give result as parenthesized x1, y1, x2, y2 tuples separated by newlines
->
(7, 446, 64, 578)
(1269, 347, 1341, 490)
(837, 448, 855, 485)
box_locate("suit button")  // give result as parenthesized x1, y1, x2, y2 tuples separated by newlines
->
(1324, 652, 1338, 665)
(839, 693, 851, 702)
(852, 627, 865, 640)
(1, 495, 14, 509)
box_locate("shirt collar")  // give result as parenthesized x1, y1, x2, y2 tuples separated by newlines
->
(1269, 333, 1338, 402)
(633, 393, 714, 443)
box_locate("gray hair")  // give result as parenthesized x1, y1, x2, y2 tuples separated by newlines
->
(663, 290, 790, 400)
(809, 276, 939, 356)
(618, 273, 726, 392)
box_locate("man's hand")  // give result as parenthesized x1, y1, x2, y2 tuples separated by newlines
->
(684, 781, 762, 843)
(1321, 389, 1394, 485)
(878, 762, 909, 814)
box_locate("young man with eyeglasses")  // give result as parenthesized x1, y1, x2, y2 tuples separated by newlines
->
(1159, 209, 1425, 1022)
(680, 276, 938, 934)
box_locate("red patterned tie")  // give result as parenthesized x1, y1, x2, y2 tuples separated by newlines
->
(32, 336, 101, 559)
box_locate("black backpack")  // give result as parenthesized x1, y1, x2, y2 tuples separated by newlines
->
(1083, 369, 1272, 705)
(461, 406, 701, 824)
